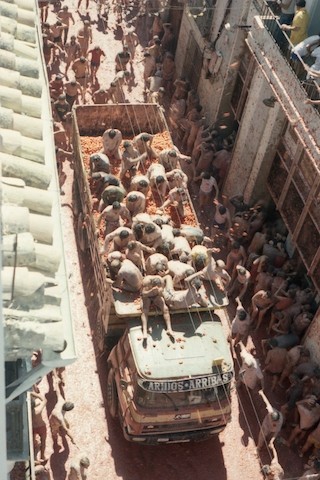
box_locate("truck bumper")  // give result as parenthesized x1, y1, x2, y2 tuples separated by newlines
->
(123, 425, 226, 444)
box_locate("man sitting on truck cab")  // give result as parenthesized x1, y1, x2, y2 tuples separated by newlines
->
(141, 275, 174, 343)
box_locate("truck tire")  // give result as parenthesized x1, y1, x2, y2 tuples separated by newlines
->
(107, 368, 118, 418)
(77, 212, 89, 252)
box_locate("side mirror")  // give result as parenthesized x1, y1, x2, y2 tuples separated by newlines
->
(120, 379, 128, 390)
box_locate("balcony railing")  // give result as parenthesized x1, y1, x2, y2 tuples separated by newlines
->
(253, 0, 320, 110)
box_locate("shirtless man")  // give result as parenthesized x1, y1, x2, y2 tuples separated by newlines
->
(159, 186, 187, 218)
(166, 169, 188, 189)
(251, 289, 274, 330)
(122, 28, 139, 61)
(140, 223, 163, 249)
(257, 390, 283, 450)
(97, 201, 130, 235)
(125, 241, 155, 272)
(77, 20, 92, 56)
(141, 52, 156, 90)
(89, 152, 110, 175)
(171, 230, 192, 258)
(100, 184, 126, 210)
(113, 258, 143, 292)
(126, 191, 146, 218)
(68, 456, 90, 480)
(226, 241, 247, 280)
(49, 379, 75, 450)
(228, 265, 251, 300)
(167, 260, 195, 288)
(158, 148, 191, 172)
(64, 36, 81, 76)
(72, 57, 89, 100)
(140, 275, 174, 341)
(102, 128, 122, 160)
(285, 395, 320, 448)
(230, 297, 251, 346)
(195, 142, 215, 177)
(130, 174, 150, 196)
(120, 141, 147, 180)
(185, 248, 226, 290)
(102, 227, 134, 254)
(133, 132, 156, 158)
(31, 391, 47, 462)
(237, 343, 264, 391)
(57, 5, 75, 45)
(264, 347, 288, 391)
(163, 275, 209, 310)
(145, 253, 169, 276)
(147, 163, 169, 199)
(92, 87, 112, 104)
(64, 79, 82, 108)
(87, 45, 106, 80)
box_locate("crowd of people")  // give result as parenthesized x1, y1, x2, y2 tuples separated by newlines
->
(33, 1, 320, 479)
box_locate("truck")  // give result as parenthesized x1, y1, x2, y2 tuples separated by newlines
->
(72, 103, 234, 443)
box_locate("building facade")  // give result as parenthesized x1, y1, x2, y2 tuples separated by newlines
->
(172, 0, 320, 358)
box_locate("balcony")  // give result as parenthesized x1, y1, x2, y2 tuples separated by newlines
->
(253, 0, 320, 110)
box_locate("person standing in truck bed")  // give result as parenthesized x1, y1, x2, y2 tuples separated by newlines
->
(102, 128, 122, 160)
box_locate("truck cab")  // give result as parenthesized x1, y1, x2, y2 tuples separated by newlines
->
(107, 312, 234, 444)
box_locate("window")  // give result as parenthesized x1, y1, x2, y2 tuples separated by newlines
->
(182, 31, 202, 90)
(188, 0, 216, 39)
(230, 46, 254, 121)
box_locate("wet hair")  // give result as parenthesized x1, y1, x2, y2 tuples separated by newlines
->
(238, 267, 246, 275)
(216, 259, 226, 269)
(145, 223, 155, 234)
(62, 402, 74, 412)
(172, 228, 181, 237)
(127, 194, 137, 202)
(271, 410, 280, 421)
(153, 218, 163, 227)
(80, 56, 86, 63)
(202, 171, 211, 179)
(112, 201, 121, 209)
(296, 0, 306, 7)
(168, 149, 177, 157)
(218, 205, 226, 214)
(192, 278, 202, 290)
(238, 309, 247, 321)
(138, 179, 148, 188)
(127, 241, 137, 250)
(154, 39, 161, 45)
(155, 262, 165, 272)
(119, 230, 130, 239)
(155, 175, 165, 184)
(180, 253, 189, 263)
(56, 20, 62, 26)
(109, 129, 116, 138)
(80, 457, 90, 468)
(156, 242, 170, 257)
(141, 134, 150, 142)
(133, 223, 144, 240)
(63, 5, 68, 9)
(143, 52, 151, 57)
(232, 241, 240, 250)
(123, 140, 131, 148)
(58, 93, 66, 100)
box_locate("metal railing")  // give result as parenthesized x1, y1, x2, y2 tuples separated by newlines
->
(253, 0, 320, 108)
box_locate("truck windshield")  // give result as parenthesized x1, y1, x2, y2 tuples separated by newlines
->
(135, 383, 230, 409)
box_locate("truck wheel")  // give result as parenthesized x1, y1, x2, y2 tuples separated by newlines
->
(107, 368, 118, 418)
(77, 212, 88, 252)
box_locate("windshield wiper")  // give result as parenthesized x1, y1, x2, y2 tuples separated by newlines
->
(162, 392, 179, 411)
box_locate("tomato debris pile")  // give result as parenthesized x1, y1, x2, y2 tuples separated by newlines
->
(79, 132, 197, 239)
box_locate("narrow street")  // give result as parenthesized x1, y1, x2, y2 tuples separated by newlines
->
(29, 1, 303, 479)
